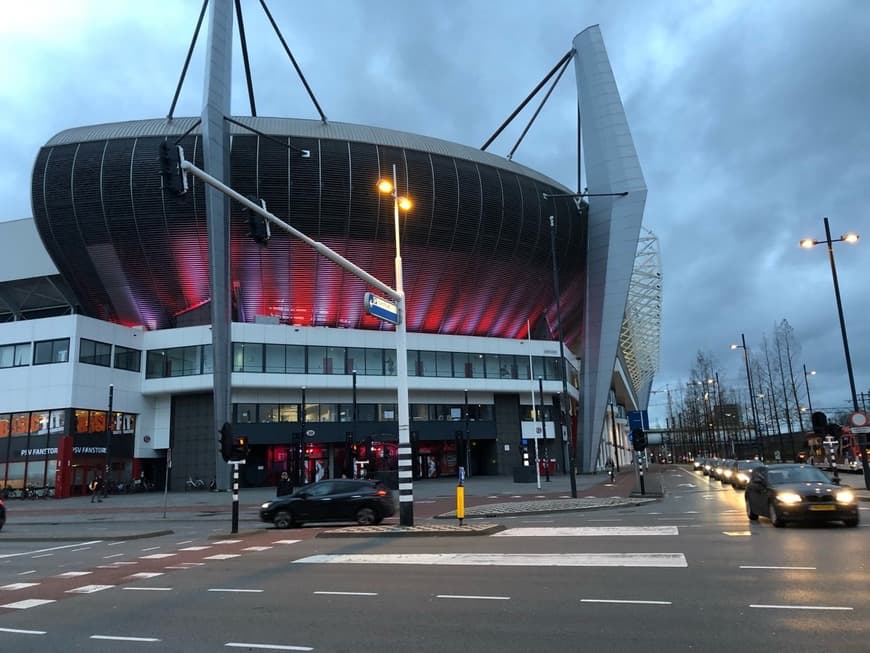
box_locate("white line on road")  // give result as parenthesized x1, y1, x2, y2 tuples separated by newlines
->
(91, 635, 161, 642)
(1, 582, 40, 590)
(126, 573, 164, 580)
(750, 604, 852, 611)
(178, 546, 211, 551)
(740, 565, 816, 570)
(204, 554, 240, 560)
(17, 570, 37, 576)
(0, 627, 46, 635)
(103, 553, 124, 559)
(177, 540, 193, 545)
(56, 572, 92, 578)
(294, 553, 689, 567)
(66, 584, 114, 594)
(107, 541, 127, 546)
(225, 643, 312, 651)
(141, 546, 161, 552)
(493, 526, 679, 537)
(208, 588, 264, 593)
(314, 591, 378, 596)
(123, 587, 173, 591)
(437, 594, 510, 600)
(212, 540, 243, 544)
(70, 547, 92, 552)
(1, 599, 56, 609)
(272, 540, 301, 545)
(581, 599, 671, 605)
(31, 554, 53, 558)
(140, 553, 175, 559)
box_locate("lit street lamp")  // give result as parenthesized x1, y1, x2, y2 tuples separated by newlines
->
(378, 165, 414, 524)
(799, 218, 869, 487)
(731, 334, 763, 460)
(802, 365, 816, 415)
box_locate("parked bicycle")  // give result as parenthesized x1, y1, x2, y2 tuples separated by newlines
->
(186, 476, 207, 491)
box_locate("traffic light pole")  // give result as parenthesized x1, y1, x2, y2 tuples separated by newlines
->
(231, 461, 240, 534)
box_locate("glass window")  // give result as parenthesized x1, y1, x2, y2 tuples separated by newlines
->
(183, 346, 202, 375)
(90, 410, 107, 433)
(318, 403, 338, 422)
(410, 404, 430, 421)
(308, 346, 325, 374)
(146, 350, 167, 378)
(260, 404, 280, 423)
(202, 344, 213, 374)
(79, 338, 112, 367)
(365, 348, 384, 376)
(0, 342, 30, 368)
(166, 347, 186, 377)
(326, 346, 345, 374)
(73, 409, 89, 433)
(303, 403, 319, 423)
(485, 354, 500, 379)
(531, 356, 545, 381)
(236, 403, 256, 423)
(114, 345, 141, 372)
(384, 349, 397, 376)
(0, 414, 10, 438)
(470, 353, 485, 378)
(567, 361, 579, 389)
(338, 404, 353, 422)
(515, 355, 530, 380)
(286, 345, 305, 373)
(436, 351, 452, 378)
(265, 344, 285, 373)
(378, 404, 397, 422)
(48, 410, 65, 433)
(346, 347, 365, 375)
(11, 412, 29, 435)
(544, 357, 562, 381)
(356, 404, 376, 421)
(418, 350, 436, 377)
(279, 404, 299, 422)
(234, 343, 263, 373)
(33, 338, 69, 365)
(30, 411, 49, 434)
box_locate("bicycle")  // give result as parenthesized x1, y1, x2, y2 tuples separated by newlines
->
(186, 476, 206, 491)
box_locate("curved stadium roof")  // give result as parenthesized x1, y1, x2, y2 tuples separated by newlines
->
(32, 117, 586, 346)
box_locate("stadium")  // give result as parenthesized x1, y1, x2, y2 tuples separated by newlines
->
(0, 12, 660, 500)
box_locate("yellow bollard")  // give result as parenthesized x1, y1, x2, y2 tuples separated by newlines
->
(456, 484, 465, 526)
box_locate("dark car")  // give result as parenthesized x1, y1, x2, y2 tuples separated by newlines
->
(731, 459, 761, 489)
(259, 479, 398, 528)
(0, 497, 5, 530)
(745, 464, 859, 528)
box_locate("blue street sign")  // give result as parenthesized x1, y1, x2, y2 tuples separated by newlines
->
(627, 410, 649, 431)
(363, 292, 399, 325)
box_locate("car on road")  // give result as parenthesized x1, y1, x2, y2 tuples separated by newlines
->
(259, 478, 398, 528)
(718, 459, 737, 485)
(692, 457, 704, 472)
(731, 460, 762, 489)
(0, 497, 5, 530)
(744, 464, 859, 528)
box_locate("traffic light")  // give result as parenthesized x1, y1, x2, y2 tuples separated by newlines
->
(219, 422, 233, 462)
(159, 141, 188, 196)
(631, 428, 648, 451)
(230, 435, 249, 461)
(811, 411, 828, 435)
(243, 196, 270, 247)
(826, 423, 843, 439)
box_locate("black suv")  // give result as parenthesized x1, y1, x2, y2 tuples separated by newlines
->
(259, 479, 398, 528)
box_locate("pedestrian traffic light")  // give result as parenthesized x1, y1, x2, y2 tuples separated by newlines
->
(826, 423, 843, 439)
(219, 422, 233, 462)
(242, 196, 270, 246)
(230, 435, 249, 462)
(811, 411, 828, 435)
(631, 428, 647, 451)
(159, 141, 188, 196)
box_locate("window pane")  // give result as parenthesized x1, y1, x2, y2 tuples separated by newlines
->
(0, 414, 9, 438)
(279, 404, 299, 422)
(485, 354, 500, 379)
(167, 347, 186, 377)
(532, 356, 545, 380)
(410, 404, 429, 421)
(304, 403, 319, 423)
(419, 350, 436, 377)
(260, 404, 279, 423)
(53, 339, 70, 362)
(357, 404, 376, 421)
(470, 353, 485, 378)
(308, 346, 325, 374)
(0, 345, 13, 368)
(265, 344, 285, 373)
(378, 404, 397, 421)
(33, 341, 54, 365)
(436, 351, 452, 377)
(384, 349, 397, 376)
(183, 346, 202, 375)
(15, 343, 30, 366)
(114, 345, 141, 372)
(326, 346, 344, 374)
(232, 343, 244, 372)
(346, 348, 365, 374)
(237, 404, 256, 423)
(146, 350, 166, 378)
(286, 345, 305, 372)
(202, 344, 213, 374)
(243, 343, 263, 373)
(319, 403, 337, 422)
(365, 348, 383, 376)
(544, 357, 561, 381)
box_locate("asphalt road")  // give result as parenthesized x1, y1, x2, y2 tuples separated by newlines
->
(1, 467, 867, 652)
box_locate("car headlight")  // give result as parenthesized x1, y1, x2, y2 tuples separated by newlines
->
(835, 490, 855, 503)
(723, 470, 733, 477)
(775, 492, 802, 505)
(260, 502, 273, 509)
(736, 473, 749, 483)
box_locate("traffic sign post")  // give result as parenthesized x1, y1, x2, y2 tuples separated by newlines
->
(364, 292, 400, 325)
(822, 435, 840, 485)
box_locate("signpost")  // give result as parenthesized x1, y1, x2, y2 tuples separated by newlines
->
(364, 292, 400, 325)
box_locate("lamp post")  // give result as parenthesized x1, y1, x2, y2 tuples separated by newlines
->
(802, 365, 816, 415)
(103, 384, 114, 498)
(731, 335, 763, 460)
(799, 218, 868, 487)
(348, 370, 357, 479)
(378, 164, 414, 525)
(538, 376, 550, 482)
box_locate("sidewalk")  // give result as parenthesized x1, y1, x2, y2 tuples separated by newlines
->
(0, 467, 655, 541)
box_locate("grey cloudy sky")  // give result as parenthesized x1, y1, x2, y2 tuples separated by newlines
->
(1, 0, 868, 424)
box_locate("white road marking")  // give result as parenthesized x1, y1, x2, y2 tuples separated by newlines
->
(581, 599, 671, 605)
(123, 587, 173, 592)
(587, 519, 622, 522)
(204, 554, 240, 560)
(493, 526, 679, 537)
(208, 588, 264, 593)
(126, 573, 164, 580)
(750, 604, 852, 611)
(66, 584, 114, 594)
(91, 635, 161, 642)
(108, 541, 127, 546)
(71, 547, 92, 552)
(32, 554, 53, 558)
(141, 546, 161, 552)
(314, 591, 378, 596)
(294, 553, 688, 567)
(437, 594, 510, 600)
(242, 546, 273, 552)
(140, 553, 175, 559)
(740, 565, 816, 570)
(103, 553, 124, 559)
(212, 539, 242, 544)
(179, 546, 211, 551)
(0, 627, 46, 634)
(0, 541, 103, 558)
(1, 599, 56, 609)
(722, 531, 752, 536)
(272, 540, 301, 545)
(225, 643, 312, 651)
(17, 570, 37, 576)
(177, 540, 193, 545)
(56, 571, 92, 578)
(1, 582, 40, 590)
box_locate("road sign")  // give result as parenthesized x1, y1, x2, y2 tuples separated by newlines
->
(852, 426, 870, 434)
(364, 292, 399, 325)
(849, 412, 868, 428)
(627, 410, 649, 431)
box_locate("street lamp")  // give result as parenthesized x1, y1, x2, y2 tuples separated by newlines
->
(731, 335, 763, 460)
(802, 365, 816, 415)
(799, 217, 868, 486)
(377, 165, 414, 525)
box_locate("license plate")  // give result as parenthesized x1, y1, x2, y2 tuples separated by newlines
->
(809, 504, 836, 511)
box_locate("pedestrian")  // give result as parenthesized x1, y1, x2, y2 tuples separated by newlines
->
(277, 471, 292, 496)
(605, 457, 615, 483)
(90, 475, 103, 503)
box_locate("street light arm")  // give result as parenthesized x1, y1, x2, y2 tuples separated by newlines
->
(543, 190, 629, 200)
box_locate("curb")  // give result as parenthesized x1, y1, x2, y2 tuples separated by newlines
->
(434, 498, 658, 519)
(317, 523, 505, 538)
